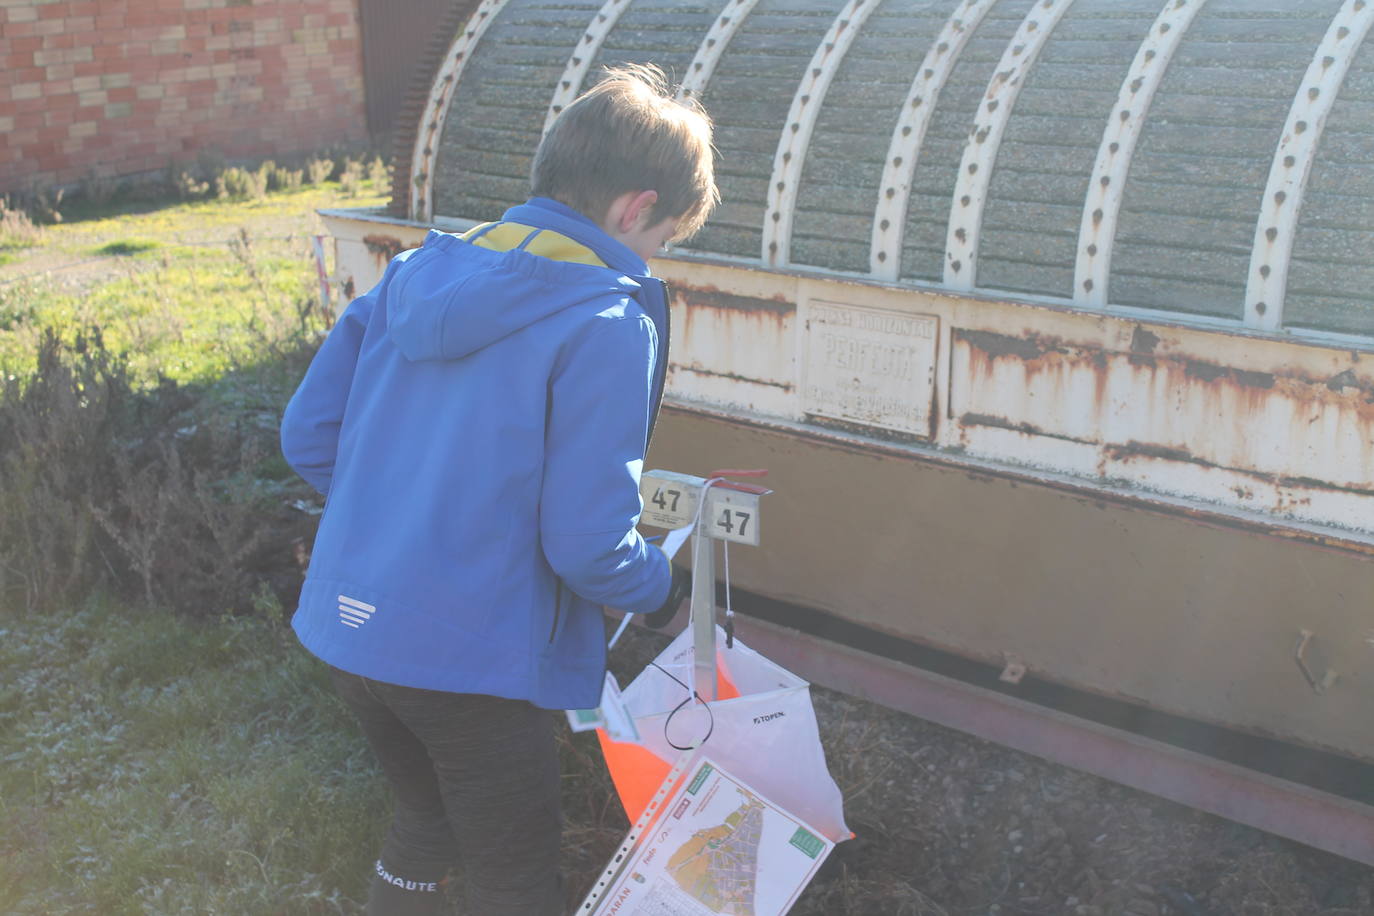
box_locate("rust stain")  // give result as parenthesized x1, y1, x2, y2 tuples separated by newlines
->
(673, 284, 795, 317)
(1278, 476, 1374, 500)
(669, 363, 794, 392)
(363, 234, 406, 262)
(1128, 324, 1159, 369)
(1106, 440, 1206, 467)
(955, 327, 1062, 361)
(960, 412, 1089, 445)
(1184, 360, 1275, 390)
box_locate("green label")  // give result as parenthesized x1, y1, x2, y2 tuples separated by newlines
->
(788, 827, 824, 859)
(687, 763, 714, 795)
(571, 708, 600, 725)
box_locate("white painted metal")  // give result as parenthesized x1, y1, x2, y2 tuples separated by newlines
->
(676, 0, 762, 102)
(943, 0, 1076, 290)
(407, 0, 511, 223)
(762, 0, 880, 267)
(1073, 0, 1208, 307)
(1244, 0, 1374, 331)
(542, 0, 637, 136)
(870, 0, 997, 281)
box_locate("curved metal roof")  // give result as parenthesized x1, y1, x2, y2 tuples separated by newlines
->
(397, 0, 1374, 338)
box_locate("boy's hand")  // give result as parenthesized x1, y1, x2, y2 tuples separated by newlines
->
(643, 563, 691, 628)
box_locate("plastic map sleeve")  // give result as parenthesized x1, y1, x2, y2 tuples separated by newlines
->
(580, 756, 833, 916)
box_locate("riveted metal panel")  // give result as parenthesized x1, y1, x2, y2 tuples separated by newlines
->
(1111, 0, 1345, 320)
(430, 0, 601, 223)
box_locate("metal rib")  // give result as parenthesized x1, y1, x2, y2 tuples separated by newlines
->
(542, 0, 637, 137)
(677, 0, 762, 102)
(943, 0, 1077, 290)
(1073, 0, 1209, 307)
(870, 0, 998, 281)
(408, 0, 511, 223)
(1244, 0, 1374, 331)
(762, 0, 879, 267)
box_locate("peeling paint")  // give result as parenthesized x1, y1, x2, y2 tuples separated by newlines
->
(363, 233, 406, 262)
(671, 364, 794, 391)
(1184, 360, 1275, 390)
(673, 284, 795, 317)
(955, 327, 1061, 361)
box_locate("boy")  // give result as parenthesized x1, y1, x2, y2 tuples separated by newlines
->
(280, 64, 717, 915)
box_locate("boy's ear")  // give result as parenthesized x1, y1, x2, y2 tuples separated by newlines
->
(610, 189, 659, 232)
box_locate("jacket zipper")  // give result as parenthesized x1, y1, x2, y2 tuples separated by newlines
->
(644, 279, 670, 449)
(549, 580, 564, 645)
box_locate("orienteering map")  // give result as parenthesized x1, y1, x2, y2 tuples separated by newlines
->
(586, 758, 832, 915)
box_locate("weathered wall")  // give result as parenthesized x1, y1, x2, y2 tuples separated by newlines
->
(0, 0, 366, 193)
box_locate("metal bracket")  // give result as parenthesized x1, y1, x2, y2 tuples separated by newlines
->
(999, 652, 1027, 685)
(1294, 629, 1337, 694)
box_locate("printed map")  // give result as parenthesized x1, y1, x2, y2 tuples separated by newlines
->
(665, 791, 764, 913)
(583, 758, 833, 916)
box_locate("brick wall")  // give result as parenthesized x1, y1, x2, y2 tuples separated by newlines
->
(0, 0, 366, 194)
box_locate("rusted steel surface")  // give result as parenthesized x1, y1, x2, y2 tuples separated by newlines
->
(667, 283, 797, 416)
(648, 406, 1374, 763)
(647, 256, 1374, 540)
(733, 615, 1374, 867)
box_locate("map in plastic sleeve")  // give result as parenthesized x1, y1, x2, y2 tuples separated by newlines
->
(585, 757, 833, 915)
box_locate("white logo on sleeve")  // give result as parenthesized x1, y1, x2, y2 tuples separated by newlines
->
(338, 594, 377, 628)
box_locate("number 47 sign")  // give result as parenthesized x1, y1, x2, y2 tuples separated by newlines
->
(638, 469, 768, 547)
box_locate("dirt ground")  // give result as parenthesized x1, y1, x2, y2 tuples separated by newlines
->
(571, 627, 1374, 916)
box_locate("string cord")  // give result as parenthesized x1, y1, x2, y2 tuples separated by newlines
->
(650, 661, 716, 751)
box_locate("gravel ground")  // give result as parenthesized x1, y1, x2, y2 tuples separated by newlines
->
(571, 626, 1374, 916)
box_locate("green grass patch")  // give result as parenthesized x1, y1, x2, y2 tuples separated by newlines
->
(93, 238, 159, 257)
(0, 599, 387, 914)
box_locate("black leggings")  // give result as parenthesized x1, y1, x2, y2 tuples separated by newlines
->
(329, 667, 564, 915)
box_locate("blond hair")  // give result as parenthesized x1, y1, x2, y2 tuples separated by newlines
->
(531, 64, 718, 241)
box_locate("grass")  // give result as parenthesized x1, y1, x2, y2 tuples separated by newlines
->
(0, 599, 387, 914)
(93, 239, 159, 257)
(0, 183, 385, 386)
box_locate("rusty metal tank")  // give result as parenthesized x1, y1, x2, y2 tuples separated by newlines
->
(324, 0, 1374, 837)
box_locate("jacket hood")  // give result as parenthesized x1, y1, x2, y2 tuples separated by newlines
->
(385, 231, 643, 362)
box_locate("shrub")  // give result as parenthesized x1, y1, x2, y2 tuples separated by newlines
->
(0, 197, 42, 250)
(0, 329, 319, 617)
(271, 164, 304, 192)
(367, 156, 390, 190)
(306, 156, 335, 186)
(215, 166, 268, 201)
(338, 158, 364, 198)
(174, 169, 210, 200)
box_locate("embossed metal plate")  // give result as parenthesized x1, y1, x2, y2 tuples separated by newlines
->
(802, 300, 938, 438)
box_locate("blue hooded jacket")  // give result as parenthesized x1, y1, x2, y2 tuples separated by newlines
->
(281, 198, 673, 710)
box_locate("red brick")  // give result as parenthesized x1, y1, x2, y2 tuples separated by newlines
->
(38, 3, 71, 20)
(69, 1, 99, 17)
